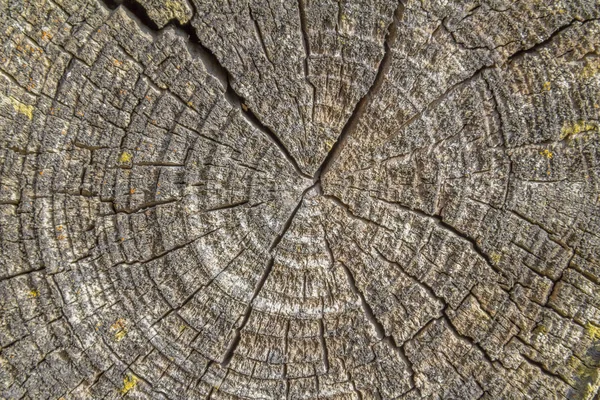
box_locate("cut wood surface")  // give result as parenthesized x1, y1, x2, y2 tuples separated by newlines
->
(1, 0, 600, 398)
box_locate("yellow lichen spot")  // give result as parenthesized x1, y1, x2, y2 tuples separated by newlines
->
(585, 322, 600, 341)
(27, 289, 39, 298)
(10, 98, 34, 120)
(40, 30, 53, 41)
(164, 0, 189, 22)
(115, 329, 127, 341)
(533, 324, 547, 335)
(568, 353, 600, 399)
(540, 149, 553, 159)
(542, 81, 551, 91)
(580, 59, 600, 79)
(560, 120, 599, 140)
(121, 374, 138, 395)
(490, 252, 501, 264)
(119, 151, 133, 164)
(111, 318, 128, 341)
(187, 101, 193, 107)
(179, 324, 187, 333)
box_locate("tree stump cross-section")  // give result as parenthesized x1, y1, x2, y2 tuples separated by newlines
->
(1, 0, 600, 398)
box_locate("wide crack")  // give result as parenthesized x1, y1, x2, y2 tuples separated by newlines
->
(100, 0, 311, 179)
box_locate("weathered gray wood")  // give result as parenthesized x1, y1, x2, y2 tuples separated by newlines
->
(0, 0, 599, 398)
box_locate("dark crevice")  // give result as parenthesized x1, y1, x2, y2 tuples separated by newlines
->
(100, 0, 226, 86)
(373, 196, 512, 287)
(283, 319, 290, 400)
(340, 261, 385, 339)
(297, 0, 317, 121)
(98, 0, 310, 179)
(0, 267, 46, 282)
(221, 184, 315, 367)
(227, 88, 312, 179)
(313, 0, 405, 187)
(441, 314, 498, 367)
(318, 318, 330, 372)
(520, 350, 575, 389)
(113, 198, 179, 215)
(374, 247, 446, 311)
(220, 257, 274, 367)
(269, 198, 303, 251)
(269, 183, 316, 251)
(506, 18, 600, 63)
(340, 261, 417, 390)
(204, 200, 249, 213)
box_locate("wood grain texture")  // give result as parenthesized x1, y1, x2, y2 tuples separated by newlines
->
(0, 0, 599, 398)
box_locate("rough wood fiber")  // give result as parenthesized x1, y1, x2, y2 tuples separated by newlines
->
(0, 0, 599, 398)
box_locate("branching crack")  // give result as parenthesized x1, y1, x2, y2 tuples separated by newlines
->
(506, 18, 600, 63)
(339, 261, 416, 390)
(373, 196, 511, 286)
(98, 0, 310, 179)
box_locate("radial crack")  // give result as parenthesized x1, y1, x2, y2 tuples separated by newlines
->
(220, 256, 274, 367)
(98, 0, 309, 179)
(313, 0, 405, 183)
(297, 0, 317, 120)
(318, 318, 330, 372)
(373, 196, 511, 285)
(221, 185, 314, 367)
(339, 261, 416, 389)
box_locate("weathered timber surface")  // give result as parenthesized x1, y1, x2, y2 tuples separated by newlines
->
(1, 0, 600, 398)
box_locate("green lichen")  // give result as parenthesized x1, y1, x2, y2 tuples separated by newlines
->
(2, 95, 34, 120)
(580, 59, 600, 79)
(148, 0, 191, 25)
(165, 0, 186, 18)
(568, 355, 600, 400)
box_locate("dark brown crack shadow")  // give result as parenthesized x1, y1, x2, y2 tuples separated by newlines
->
(313, 1, 405, 192)
(99, 0, 311, 180)
(220, 183, 318, 367)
